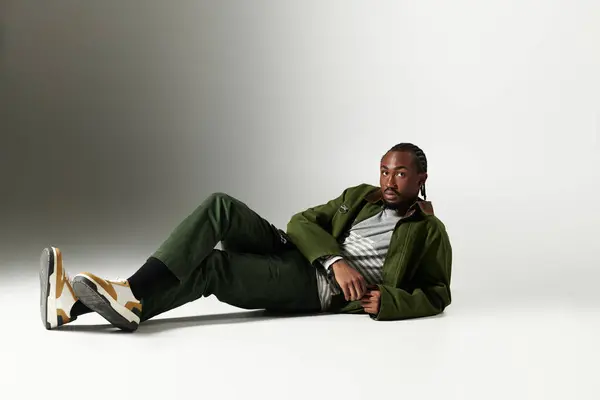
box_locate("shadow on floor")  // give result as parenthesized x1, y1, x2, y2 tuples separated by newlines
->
(139, 310, 322, 334)
(55, 310, 323, 334)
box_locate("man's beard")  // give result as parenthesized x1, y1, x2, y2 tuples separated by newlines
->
(383, 200, 401, 210)
(382, 190, 415, 211)
(383, 195, 406, 210)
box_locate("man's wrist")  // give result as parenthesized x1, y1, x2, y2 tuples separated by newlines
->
(321, 255, 343, 270)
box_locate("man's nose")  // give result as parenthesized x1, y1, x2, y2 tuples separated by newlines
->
(385, 176, 397, 188)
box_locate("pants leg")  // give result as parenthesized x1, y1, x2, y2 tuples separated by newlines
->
(151, 192, 289, 282)
(139, 192, 320, 321)
(140, 248, 322, 322)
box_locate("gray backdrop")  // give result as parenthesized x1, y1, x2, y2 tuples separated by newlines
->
(1, 1, 599, 307)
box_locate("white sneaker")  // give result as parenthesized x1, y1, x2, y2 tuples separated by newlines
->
(72, 272, 142, 332)
(40, 247, 79, 329)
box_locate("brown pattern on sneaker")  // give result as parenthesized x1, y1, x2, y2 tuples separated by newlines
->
(81, 273, 118, 300)
(125, 301, 141, 311)
(55, 248, 65, 298)
(111, 280, 131, 288)
(125, 301, 142, 316)
(57, 309, 71, 324)
(54, 248, 77, 301)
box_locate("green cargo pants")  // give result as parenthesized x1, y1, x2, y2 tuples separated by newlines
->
(138, 192, 322, 322)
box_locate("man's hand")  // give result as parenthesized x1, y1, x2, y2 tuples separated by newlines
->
(331, 260, 367, 301)
(360, 287, 381, 315)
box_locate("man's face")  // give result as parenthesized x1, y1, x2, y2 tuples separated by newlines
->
(379, 151, 427, 208)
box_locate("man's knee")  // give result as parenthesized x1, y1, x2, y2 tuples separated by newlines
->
(205, 192, 236, 208)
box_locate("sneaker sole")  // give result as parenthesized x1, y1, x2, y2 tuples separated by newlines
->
(72, 275, 139, 332)
(40, 247, 78, 330)
(40, 247, 56, 329)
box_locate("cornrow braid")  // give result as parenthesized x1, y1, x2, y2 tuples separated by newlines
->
(386, 143, 428, 200)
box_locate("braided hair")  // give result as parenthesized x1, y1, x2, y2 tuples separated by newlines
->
(386, 143, 428, 200)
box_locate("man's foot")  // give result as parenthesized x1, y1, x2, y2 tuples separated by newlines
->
(71, 273, 142, 332)
(40, 246, 79, 329)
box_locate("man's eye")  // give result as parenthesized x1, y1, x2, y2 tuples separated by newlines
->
(396, 172, 405, 177)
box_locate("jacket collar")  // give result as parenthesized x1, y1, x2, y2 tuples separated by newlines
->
(364, 188, 434, 217)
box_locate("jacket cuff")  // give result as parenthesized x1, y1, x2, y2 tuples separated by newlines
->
(372, 284, 395, 321)
(320, 255, 344, 269)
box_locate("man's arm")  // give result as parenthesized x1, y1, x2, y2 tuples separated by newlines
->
(285, 184, 377, 301)
(285, 190, 347, 264)
(372, 223, 453, 321)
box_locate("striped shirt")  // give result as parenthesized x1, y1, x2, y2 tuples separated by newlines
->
(315, 207, 403, 310)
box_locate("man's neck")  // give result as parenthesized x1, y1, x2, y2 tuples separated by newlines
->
(384, 200, 415, 216)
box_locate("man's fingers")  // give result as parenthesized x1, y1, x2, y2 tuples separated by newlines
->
(348, 285, 356, 301)
(359, 276, 368, 296)
(358, 280, 367, 300)
(360, 297, 373, 306)
(341, 284, 350, 301)
(352, 281, 363, 300)
(342, 275, 372, 301)
(349, 284, 359, 301)
(358, 278, 367, 298)
(343, 283, 353, 301)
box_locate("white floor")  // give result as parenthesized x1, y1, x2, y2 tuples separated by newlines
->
(1, 269, 599, 400)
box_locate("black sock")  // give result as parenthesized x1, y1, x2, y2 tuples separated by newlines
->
(71, 300, 92, 317)
(127, 256, 179, 300)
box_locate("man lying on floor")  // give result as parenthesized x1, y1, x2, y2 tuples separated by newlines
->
(40, 142, 452, 332)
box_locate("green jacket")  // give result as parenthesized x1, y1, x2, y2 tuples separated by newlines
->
(285, 183, 452, 321)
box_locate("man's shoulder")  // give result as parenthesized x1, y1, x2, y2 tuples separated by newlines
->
(422, 214, 451, 243)
(425, 214, 447, 231)
(340, 183, 379, 199)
